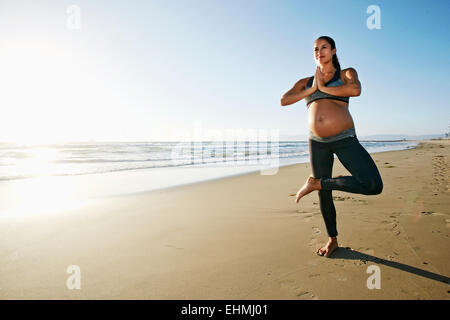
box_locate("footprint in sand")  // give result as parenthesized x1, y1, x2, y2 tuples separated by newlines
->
(332, 195, 368, 204)
(294, 288, 318, 300)
(304, 216, 313, 222)
(357, 247, 375, 256)
(390, 222, 401, 236)
(278, 280, 318, 299)
(329, 273, 348, 281)
(308, 273, 321, 278)
(164, 244, 184, 250)
(308, 226, 322, 251)
(296, 210, 320, 222)
(308, 226, 326, 256)
(446, 219, 450, 228)
(352, 250, 384, 265)
(384, 215, 401, 236)
(308, 237, 319, 247)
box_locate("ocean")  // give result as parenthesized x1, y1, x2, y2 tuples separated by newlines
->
(0, 140, 419, 182)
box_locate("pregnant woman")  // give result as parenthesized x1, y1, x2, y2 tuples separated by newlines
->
(280, 36, 383, 257)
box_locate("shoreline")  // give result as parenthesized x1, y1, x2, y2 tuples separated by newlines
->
(0, 140, 420, 213)
(105, 140, 422, 200)
(0, 138, 449, 299)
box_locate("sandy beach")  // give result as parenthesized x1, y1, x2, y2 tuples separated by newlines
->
(0, 139, 449, 300)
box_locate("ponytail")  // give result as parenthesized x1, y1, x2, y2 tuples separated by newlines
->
(332, 53, 341, 71)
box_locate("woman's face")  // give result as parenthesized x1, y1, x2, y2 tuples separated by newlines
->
(314, 39, 336, 66)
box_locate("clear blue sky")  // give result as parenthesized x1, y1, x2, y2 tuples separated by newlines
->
(0, 0, 448, 142)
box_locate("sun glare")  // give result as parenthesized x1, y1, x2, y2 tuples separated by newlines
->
(0, 175, 93, 219)
(0, 39, 128, 145)
(18, 147, 59, 176)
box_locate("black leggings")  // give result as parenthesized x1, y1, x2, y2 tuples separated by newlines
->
(308, 135, 383, 237)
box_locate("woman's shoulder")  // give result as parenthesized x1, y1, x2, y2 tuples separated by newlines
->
(340, 67, 359, 77)
(339, 67, 359, 82)
(302, 75, 315, 87)
(294, 76, 313, 89)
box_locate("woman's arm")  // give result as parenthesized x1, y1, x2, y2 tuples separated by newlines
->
(280, 77, 317, 106)
(318, 68, 361, 97)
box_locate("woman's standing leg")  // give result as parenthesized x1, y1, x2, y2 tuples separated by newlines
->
(308, 139, 339, 238)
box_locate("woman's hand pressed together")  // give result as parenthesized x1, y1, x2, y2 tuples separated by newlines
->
(315, 67, 324, 91)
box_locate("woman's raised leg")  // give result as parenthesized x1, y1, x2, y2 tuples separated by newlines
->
(320, 137, 383, 195)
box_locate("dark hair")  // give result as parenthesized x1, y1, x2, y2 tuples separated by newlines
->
(316, 36, 341, 71)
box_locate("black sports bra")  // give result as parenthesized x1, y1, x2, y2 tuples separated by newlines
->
(304, 69, 350, 107)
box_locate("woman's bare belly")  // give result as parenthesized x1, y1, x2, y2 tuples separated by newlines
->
(308, 99, 354, 137)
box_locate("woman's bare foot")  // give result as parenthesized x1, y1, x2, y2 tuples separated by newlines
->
(295, 175, 322, 203)
(317, 237, 338, 257)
